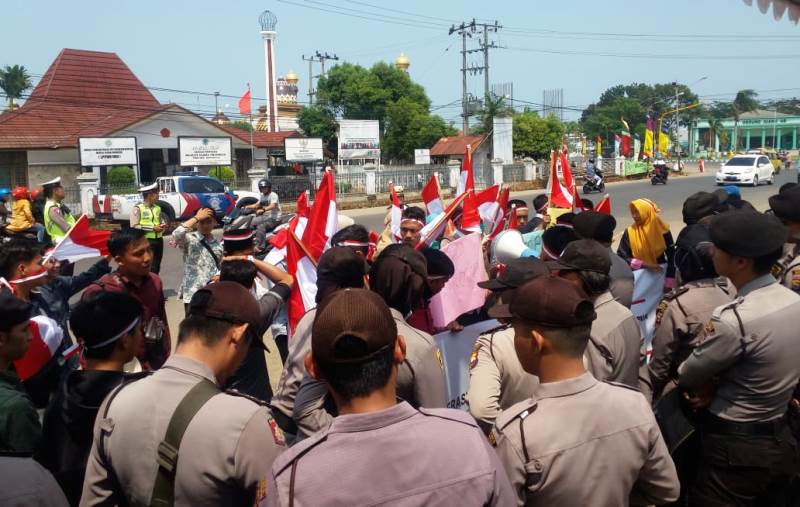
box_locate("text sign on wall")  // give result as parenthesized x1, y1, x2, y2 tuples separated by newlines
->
(178, 136, 232, 167)
(285, 138, 324, 162)
(79, 137, 138, 166)
(338, 119, 380, 160)
(414, 149, 431, 165)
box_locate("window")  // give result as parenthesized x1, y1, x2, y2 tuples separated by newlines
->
(159, 179, 175, 193)
(758, 156, 770, 166)
(725, 157, 756, 167)
(181, 177, 225, 193)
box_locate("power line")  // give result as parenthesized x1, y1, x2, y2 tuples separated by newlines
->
(504, 46, 800, 60)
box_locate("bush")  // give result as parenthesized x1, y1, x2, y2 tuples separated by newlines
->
(107, 166, 135, 185)
(209, 166, 235, 181)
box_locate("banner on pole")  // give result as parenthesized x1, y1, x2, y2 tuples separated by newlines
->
(428, 233, 488, 327)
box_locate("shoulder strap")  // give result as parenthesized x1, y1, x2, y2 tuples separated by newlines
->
(149, 379, 220, 507)
(198, 237, 220, 268)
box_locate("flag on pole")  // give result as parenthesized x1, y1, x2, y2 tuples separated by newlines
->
(620, 118, 632, 157)
(390, 184, 403, 241)
(546, 150, 573, 209)
(460, 190, 482, 234)
(47, 215, 110, 263)
(421, 174, 443, 216)
(643, 115, 655, 158)
(594, 194, 612, 214)
(417, 191, 470, 250)
(508, 205, 519, 230)
(269, 191, 310, 251)
(286, 231, 318, 334)
(488, 187, 510, 240)
(456, 144, 475, 197)
(302, 169, 337, 260)
(595, 135, 603, 157)
(474, 184, 500, 229)
(559, 148, 576, 196)
(238, 85, 252, 116)
(658, 121, 670, 154)
(14, 315, 64, 381)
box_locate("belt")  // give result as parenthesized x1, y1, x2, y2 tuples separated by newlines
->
(703, 413, 785, 437)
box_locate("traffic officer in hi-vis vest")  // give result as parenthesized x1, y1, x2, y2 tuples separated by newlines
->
(42, 176, 77, 275)
(130, 182, 166, 274)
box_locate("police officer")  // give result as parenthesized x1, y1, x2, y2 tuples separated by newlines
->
(41, 176, 75, 246)
(769, 185, 800, 295)
(550, 239, 643, 387)
(467, 258, 548, 433)
(81, 282, 285, 506)
(130, 182, 166, 274)
(490, 276, 680, 506)
(263, 289, 514, 506)
(642, 223, 732, 404)
(678, 211, 800, 506)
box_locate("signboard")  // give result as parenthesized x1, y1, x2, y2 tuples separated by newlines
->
(624, 161, 649, 176)
(78, 137, 138, 167)
(414, 149, 431, 165)
(338, 119, 380, 159)
(285, 137, 323, 162)
(178, 136, 232, 167)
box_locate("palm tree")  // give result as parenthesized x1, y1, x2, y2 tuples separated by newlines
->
(473, 95, 513, 135)
(705, 118, 723, 154)
(731, 89, 759, 150)
(0, 65, 33, 111)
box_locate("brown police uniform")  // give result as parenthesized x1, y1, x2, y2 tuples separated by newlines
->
(642, 278, 732, 403)
(467, 325, 538, 433)
(584, 290, 642, 388)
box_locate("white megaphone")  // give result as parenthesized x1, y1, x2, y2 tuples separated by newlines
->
(490, 229, 529, 264)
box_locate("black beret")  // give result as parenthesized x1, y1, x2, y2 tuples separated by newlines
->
(768, 186, 800, 222)
(572, 211, 616, 243)
(710, 211, 787, 257)
(682, 192, 718, 225)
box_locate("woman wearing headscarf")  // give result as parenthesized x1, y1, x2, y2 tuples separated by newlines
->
(617, 198, 676, 288)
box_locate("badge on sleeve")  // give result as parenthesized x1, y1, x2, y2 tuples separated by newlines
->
(487, 429, 497, 447)
(702, 320, 716, 340)
(655, 300, 669, 327)
(268, 416, 287, 447)
(469, 342, 482, 370)
(254, 478, 268, 504)
(435, 348, 444, 371)
(791, 270, 800, 290)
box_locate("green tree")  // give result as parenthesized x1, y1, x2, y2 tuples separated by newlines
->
(731, 89, 759, 150)
(297, 104, 338, 151)
(226, 120, 253, 132)
(208, 166, 235, 181)
(471, 95, 513, 136)
(512, 111, 565, 159)
(0, 64, 32, 110)
(382, 97, 456, 162)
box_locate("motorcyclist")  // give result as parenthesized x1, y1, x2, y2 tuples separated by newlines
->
(247, 179, 282, 250)
(586, 159, 602, 186)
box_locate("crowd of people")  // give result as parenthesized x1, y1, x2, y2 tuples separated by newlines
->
(0, 174, 799, 507)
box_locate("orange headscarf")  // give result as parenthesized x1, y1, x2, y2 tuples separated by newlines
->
(627, 199, 670, 265)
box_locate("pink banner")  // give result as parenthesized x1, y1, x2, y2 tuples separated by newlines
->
(429, 232, 488, 328)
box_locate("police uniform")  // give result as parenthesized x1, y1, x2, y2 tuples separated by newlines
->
(643, 278, 732, 403)
(41, 177, 75, 244)
(131, 182, 166, 274)
(467, 325, 538, 433)
(678, 211, 800, 506)
(769, 186, 800, 295)
(585, 290, 642, 388)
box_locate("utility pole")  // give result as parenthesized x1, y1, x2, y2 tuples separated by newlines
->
(213, 91, 220, 114)
(449, 20, 475, 135)
(673, 82, 681, 172)
(302, 54, 321, 104)
(315, 51, 339, 77)
(480, 21, 501, 105)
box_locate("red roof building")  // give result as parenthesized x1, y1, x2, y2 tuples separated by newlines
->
(429, 134, 488, 157)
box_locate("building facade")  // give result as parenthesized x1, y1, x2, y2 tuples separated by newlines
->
(690, 109, 800, 157)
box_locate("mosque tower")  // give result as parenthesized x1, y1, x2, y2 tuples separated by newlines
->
(259, 10, 278, 132)
(395, 52, 410, 73)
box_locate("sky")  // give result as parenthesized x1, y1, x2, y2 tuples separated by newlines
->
(3, 0, 799, 124)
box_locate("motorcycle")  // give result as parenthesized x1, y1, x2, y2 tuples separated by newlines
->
(651, 162, 669, 185)
(582, 170, 605, 194)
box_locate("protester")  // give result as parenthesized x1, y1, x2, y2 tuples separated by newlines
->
(407, 248, 455, 334)
(399, 205, 426, 248)
(467, 258, 548, 433)
(0, 456, 69, 507)
(82, 228, 170, 370)
(678, 212, 800, 506)
(519, 194, 550, 234)
(262, 289, 515, 506)
(130, 182, 167, 274)
(6, 186, 45, 242)
(219, 256, 293, 402)
(617, 198, 676, 288)
(550, 239, 642, 387)
(0, 292, 41, 454)
(490, 276, 680, 505)
(223, 216, 258, 257)
(173, 207, 222, 314)
(330, 224, 371, 258)
(37, 292, 145, 505)
(508, 199, 529, 223)
(81, 282, 286, 506)
(769, 185, 800, 294)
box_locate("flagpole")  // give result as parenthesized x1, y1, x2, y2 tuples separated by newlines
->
(43, 214, 86, 263)
(247, 83, 255, 174)
(290, 229, 318, 266)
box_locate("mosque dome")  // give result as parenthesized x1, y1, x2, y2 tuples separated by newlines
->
(395, 52, 410, 71)
(286, 70, 299, 83)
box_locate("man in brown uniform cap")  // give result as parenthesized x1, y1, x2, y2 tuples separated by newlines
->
(769, 185, 800, 295)
(678, 211, 800, 506)
(467, 258, 547, 433)
(549, 239, 643, 387)
(262, 288, 514, 506)
(81, 282, 286, 506)
(490, 276, 679, 506)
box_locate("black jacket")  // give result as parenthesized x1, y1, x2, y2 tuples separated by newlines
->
(617, 229, 676, 280)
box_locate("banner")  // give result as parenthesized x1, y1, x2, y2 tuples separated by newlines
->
(79, 137, 138, 167)
(178, 136, 232, 167)
(338, 119, 380, 159)
(285, 138, 323, 162)
(433, 319, 501, 410)
(414, 149, 431, 165)
(429, 232, 488, 327)
(631, 267, 666, 353)
(623, 161, 649, 176)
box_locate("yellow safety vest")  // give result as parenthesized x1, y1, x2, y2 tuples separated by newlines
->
(136, 203, 163, 239)
(43, 200, 76, 243)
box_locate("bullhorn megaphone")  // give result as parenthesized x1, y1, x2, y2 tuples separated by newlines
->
(490, 229, 529, 264)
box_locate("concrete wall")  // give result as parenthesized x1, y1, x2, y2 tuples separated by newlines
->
(28, 164, 81, 188)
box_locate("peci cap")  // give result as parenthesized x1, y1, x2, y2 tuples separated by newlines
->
(478, 257, 549, 291)
(546, 239, 611, 274)
(488, 276, 596, 327)
(682, 192, 719, 225)
(710, 211, 787, 257)
(312, 288, 398, 364)
(139, 182, 158, 194)
(188, 281, 263, 346)
(541, 225, 579, 259)
(572, 211, 616, 243)
(317, 247, 369, 288)
(769, 185, 800, 222)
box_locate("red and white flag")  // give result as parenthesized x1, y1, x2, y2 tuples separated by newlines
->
(508, 205, 520, 230)
(286, 232, 318, 334)
(389, 184, 403, 241)
(302, 169, 338, 260)
(48, 215, 111, 263)
(594, 194, 612, 214)
(421, 174, 443, 216)
(367, 230, 379, 263)
(488, 187, 510, 240)
(460, 190, 482, 234)
(456, 144, 475, 197)
(14, 315, 64, 381)
(269, 190, 310, 251)
(546, 150, 574, 209)
(417, 191, 470, 250)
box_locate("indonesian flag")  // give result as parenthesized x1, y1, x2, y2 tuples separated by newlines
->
(508, 205, 520, 230)
(595, 194, 612, 214)
(367, 231, 379, 262)
(239, 85, 252, 116)
(573, 186, 587, 212)
(269, 191, 310, 251)
(460, 190, 481, 234)
(456, 144, 475, 197)
(417, 191, 470, 250)
(546, 150, 573, 209)
(488, 187, 510, 240)
(48, 215, 110, 263)
(302, 169, 337, 260)
(14, 315, 64, 381)
(475, 185, 501, 231)
(286, 232, 317, 334)
(390, 184, 403, 241)
(421, 174, 443, 216)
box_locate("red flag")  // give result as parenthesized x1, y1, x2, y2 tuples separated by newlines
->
(14, 316, 63, 381)
(269, 191, 309, 250)
(559, 148, 576, 195)
(488, 187, 510, 240)
(456, 144, 475, 197)
(573, 186, 587, 212)
(547, 150, 572, 209)
(594, 194, 612, 214)
(367, 231, 379, 262)
(390, 184, 403, 241)
(302, 169, 337, 260)
(286, 231, 317, 334)
(417, 191, 470, 250)
(48, 215, 111, 263)
(508, 205, 520, 230)
(474, 184, 501, 231)
(460, 190, 481, 233)
(421, 175, 443, 216)
(238, 86, 252, 116)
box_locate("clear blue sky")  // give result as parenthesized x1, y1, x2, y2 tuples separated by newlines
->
(3, 0, 799, 124)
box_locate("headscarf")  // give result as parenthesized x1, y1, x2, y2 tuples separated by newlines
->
(369, 244, 430, 316)
(627, 199, 670, 265)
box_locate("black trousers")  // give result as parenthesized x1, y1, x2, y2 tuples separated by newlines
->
(691, 424, 798, 507)
(148, 237, 164, 274)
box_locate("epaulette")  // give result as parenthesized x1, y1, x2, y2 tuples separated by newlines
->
(485, 324, 511, 362)
(662, 286, 689, 301)
(224, 388, 270, 406)
(494, 398, 538, 432)
(704, 297, 745, 339)
(603, 380, 642, 393)
(710, 297, 743, 320)
(418, 406, 479, 429)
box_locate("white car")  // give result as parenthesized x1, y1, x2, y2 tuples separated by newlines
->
(715, 154, 774, 187)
